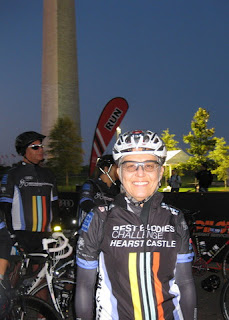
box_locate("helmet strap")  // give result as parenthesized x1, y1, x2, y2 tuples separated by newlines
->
(99, 165, 116, 185)
(23, 155, 41, 166)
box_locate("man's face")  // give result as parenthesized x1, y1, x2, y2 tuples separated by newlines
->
(24, 140, 44, 164)
(110, 164, 119, 181)
(102, 164, 119, 181)
(117, 153, 164, 202)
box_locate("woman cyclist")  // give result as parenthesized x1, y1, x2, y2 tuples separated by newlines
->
(75, 130, 197, 320)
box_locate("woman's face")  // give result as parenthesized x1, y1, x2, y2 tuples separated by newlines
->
(117, 153, 164, 202)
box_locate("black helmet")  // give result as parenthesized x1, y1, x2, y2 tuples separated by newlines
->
(96, 155, 115, 170)
(201, 275, 220, 292)
(15, 131, 46, 156)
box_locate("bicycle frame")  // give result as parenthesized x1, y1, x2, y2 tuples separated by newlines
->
(12, 232, 73, 318)
(192, 223, 229, 274)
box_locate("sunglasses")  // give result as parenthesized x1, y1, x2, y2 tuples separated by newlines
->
(121, 160, 160, 172)
(28, 144, 44, 150)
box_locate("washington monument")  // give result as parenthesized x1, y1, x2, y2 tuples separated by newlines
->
(41, 0, 81, 141)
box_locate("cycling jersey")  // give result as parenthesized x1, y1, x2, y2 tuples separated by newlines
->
(77, 177, 120, 227)
(0, 162, 58, 232)
(76, 192, 195, 320)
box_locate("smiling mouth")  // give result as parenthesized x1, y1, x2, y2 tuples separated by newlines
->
(133, 182, 148, 186)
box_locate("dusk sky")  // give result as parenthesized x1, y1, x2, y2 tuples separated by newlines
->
(1, 0, 229, 165)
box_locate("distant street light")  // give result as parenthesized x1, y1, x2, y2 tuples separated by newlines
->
(116, 126, 121, 140)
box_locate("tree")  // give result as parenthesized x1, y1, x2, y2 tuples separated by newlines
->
(47, 116, 84, 186)
(208, 137, 229, 187)
(183, 108, 216, 170)
(161, 129, 179, 151)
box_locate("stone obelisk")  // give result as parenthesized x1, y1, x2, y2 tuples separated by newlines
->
(41, 0, 81, 142)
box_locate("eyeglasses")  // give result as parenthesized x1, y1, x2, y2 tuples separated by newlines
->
(28, 144, 44, 150)
(121, 160, 160, 172)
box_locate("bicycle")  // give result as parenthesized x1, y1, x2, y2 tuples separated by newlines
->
(8, 231, 76, 319)
(183, 209, 229, 278)
(3, 256, 62, 319)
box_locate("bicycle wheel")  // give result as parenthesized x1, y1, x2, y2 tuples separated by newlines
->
(222, 248, 229, 279)
(6, 295, 62, 320)
(220, 279, 229, 319)
(30, 278, 75, 319)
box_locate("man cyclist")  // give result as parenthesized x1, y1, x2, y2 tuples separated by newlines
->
(77, 154, 120, 227)
(75, 130, 197, 320)
(0, 131, 59, 253)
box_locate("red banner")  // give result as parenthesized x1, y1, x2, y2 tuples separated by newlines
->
(89, 97, 129, 176)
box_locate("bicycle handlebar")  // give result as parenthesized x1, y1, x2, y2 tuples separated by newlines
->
(55, 243, 73, 260)
(42, 232, 73, 259)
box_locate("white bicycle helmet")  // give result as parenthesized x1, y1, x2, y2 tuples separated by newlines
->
(113, 130, 167, 165)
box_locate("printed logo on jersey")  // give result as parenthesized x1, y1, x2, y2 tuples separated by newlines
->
(81, 212, 94, 232)
(32, 195, 48, 232)
(0, 187, 6, 193)
(161, 202, 179, 215)
(1, 174, 8, 185)
(19, 179, 53, 188)
(24, 175, 33, 181)
(97, 206, 104, 212)
(181, 219, 188, 231)
(94, 192, 114, 202)
(110, 224, 176, 248)
(83, 183, 91, 191)
(77, 237, 85, 250)
(129, 252, 165, 319)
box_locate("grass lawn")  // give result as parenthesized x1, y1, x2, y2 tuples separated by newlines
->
(58, 184, 229, 193)
(159, 186, 229, 192)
